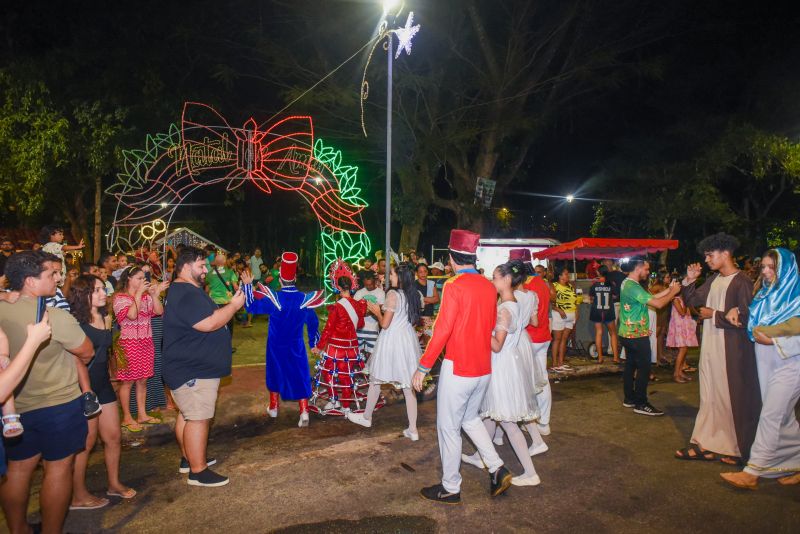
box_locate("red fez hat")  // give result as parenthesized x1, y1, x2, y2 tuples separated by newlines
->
(509, 248, 531, 262)
(280, 252, 298, 281)
(448, 229, 480, 255)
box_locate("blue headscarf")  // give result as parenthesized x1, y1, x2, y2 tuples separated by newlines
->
(747, 248, 800, 341)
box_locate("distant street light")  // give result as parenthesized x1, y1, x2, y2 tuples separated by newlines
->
(566, 194, 575, 203)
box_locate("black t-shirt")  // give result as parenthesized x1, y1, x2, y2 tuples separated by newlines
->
(606, 271, 627, 301)
(162, 281, 232, 390)
(588, 281, 615, 322)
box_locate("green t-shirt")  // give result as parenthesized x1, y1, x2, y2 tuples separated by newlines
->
(207, 266, 238, 304)
(618, 278, 653, 339)
(268, 268, 281, 291)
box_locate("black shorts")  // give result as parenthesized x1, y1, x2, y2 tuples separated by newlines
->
(88, 359, 118, 405)
(5, 397, 87, 462)
(589, 310, 616, 324)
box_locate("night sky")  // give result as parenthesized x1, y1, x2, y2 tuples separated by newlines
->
(1, 0, 798, 259)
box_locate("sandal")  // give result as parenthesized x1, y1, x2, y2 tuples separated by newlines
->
(719, 455, 742, 466)
(675, 444, 717, 461)
(137, 417, 161, 425)
(69, 497, 110, 510)
(2, 414, 23, 438)
(121, 422, 143, 432)
(107, 487, 137, 499)
(673, 375, 692, 383)
(683, 366, 697, 373)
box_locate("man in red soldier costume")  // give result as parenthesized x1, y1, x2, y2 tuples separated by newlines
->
(413, 229, 512, 504)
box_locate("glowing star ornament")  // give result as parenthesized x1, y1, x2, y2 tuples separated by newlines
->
(393, 11, 420, 59)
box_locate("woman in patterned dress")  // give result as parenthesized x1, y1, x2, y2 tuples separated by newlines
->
(310, 263, 370, 415)
(113, 266, 168, 431)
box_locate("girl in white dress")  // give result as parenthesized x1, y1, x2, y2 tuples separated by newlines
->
(346, 263, 423, 441)
(463, 261, 542, 486)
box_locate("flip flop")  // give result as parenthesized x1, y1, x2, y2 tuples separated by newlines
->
(121, 422, 143, 432)
(137, 417, 162, 425)
(107, 488, 137, 499)
(70, 497, 110, 510)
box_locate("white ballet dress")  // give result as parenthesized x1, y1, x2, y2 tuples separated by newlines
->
(480, 300, 540, 422)
(365, 290, 422, 389)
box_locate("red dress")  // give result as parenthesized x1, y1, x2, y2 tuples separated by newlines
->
(114, 293, 156, 381)
(310, 297, 374, 415)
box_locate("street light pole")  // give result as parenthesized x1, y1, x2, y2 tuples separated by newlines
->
(384, 30, 393, 291)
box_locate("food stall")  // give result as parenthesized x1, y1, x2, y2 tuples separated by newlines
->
(533, 237, 679, 359)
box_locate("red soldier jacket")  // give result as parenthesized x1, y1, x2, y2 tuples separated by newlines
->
(419, 269, 497, 377)
(316, 297, 367, 350)
(525, 275, 552, 343)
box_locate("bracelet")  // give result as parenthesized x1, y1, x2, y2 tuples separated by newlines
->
(417, 365, 431, 374)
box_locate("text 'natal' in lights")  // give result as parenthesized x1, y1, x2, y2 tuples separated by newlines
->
(107, 102, 372, 290)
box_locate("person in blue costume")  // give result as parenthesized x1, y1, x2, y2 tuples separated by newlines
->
(243, 252, 325, 428)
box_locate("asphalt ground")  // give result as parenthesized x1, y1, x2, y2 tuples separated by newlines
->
(4, 365, 798, 533)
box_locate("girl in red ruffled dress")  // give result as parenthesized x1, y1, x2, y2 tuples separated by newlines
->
(310, 260, 377, 415)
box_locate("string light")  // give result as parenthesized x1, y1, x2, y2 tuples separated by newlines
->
(108, 102, 373, 288)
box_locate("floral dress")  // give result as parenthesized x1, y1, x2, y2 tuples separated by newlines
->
(114, 292, 156, 381)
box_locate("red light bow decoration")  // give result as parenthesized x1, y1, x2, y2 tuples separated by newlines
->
(108, 102, 365, 235)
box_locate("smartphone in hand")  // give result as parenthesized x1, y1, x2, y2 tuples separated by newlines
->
(36, 296, 47, 322)
(145, 271, 152, 283)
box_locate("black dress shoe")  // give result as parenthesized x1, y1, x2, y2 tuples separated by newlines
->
(490, 466, 512, 497)
(419, 484, 461, 504)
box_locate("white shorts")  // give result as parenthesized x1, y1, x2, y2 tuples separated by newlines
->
(551, 311, 576, 331)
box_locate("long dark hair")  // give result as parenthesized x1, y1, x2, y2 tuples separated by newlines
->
(754, 249, 780, 295)
(68, 274, 106, 325)
(394, 262, 422, 326)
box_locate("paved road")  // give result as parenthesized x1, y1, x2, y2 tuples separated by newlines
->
(7, 370, 800, 533)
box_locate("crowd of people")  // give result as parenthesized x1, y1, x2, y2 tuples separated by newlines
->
(0, 224, 798, 530)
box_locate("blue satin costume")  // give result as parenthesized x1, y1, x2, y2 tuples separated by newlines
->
(244, 283, 324, 400)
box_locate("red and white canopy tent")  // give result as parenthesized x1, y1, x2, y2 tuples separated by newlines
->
(533, 237, 679, 275)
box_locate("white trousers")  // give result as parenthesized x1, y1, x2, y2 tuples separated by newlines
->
(437, 359, 503, 493)
(532, 340, 552, 425)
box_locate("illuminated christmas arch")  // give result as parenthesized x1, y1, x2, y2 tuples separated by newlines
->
(106, 102, 371, 287)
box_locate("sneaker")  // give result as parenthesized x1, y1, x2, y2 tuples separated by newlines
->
(537, 423, 551, 436)
(489, 466, 513, 497)
(82, 392, 102, 417)
(187, 468, 229, 487)
(267, 408, 278, 418)
(298, 412, 309, 428)
(528, 442, 549, 457)
(323, 400, 341, 411)
(493, 434, 504, 446)
(622, 400, 636, 408)
(419, 483, 461, 504)
(179, 457, 217, 474)
(511, 474, 541, 487)
(634, 403, 664, 417)
(402, 428, 419, 442)
(345, 411, 372, 428)
(461, 452, 487, 470)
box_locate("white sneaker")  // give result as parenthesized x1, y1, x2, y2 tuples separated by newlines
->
(298, 412, 309, 428)
(537, 423, 551, 436)
(461, 453, 487, 469)
(323, 400, 341, 411)
(529, 442, 549, 456)
(267, 408, 278, 418)
(345, 411, 372, 428)
(493, 434, 504, 446)
(512, 474, 541, 487)
(403, 428, 419, 441)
